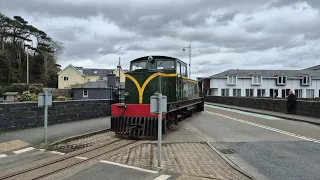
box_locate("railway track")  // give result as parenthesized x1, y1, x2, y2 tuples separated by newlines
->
(0, 139, 144, 180)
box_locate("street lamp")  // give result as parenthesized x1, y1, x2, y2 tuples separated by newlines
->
(182, 44, 191, 78)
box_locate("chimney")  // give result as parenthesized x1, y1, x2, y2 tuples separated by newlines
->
(117, 57, 121, 69)
(107, 74, 116, 87)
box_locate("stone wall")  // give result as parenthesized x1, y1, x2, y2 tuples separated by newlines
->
(205, 96, 320, 118)
(0, 99, 110, 132)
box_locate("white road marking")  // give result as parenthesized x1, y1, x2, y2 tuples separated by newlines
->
(75, 156, 88, 160)
(13, 147, 36, 154)
(99, 160, 158, 174)
(154, 175, 171, 180)
(49, 151, 65, 155)
(205, 111, 320, 144)
(0, 154, 8, 158)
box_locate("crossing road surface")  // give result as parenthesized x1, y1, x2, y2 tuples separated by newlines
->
(183, 104, 320, 180)
(0, 146, 173, 180)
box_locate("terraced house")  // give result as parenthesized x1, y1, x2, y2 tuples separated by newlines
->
(206, 64, 320, 98)
(57, 64, 128, 89)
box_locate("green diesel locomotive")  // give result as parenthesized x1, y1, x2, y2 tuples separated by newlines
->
(111, 55, 204, 139)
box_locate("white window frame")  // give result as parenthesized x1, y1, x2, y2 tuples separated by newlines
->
(277, 76, 287, 85)
(227, 75, 237, 85)
(252, 76, 262, 85)
(233, 89, 241, 97)
(306, 89, 314, 98)
(245, 89, 254, 97)
(295, 89, 303, 98)
(301, 76, 312, 86)
(221, 88, 229, 97)
(257, 89, 266, 97)
(83, 90, 88, 97)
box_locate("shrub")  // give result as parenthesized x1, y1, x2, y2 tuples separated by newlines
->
(21, 91, 33, 102)
(55, 96, 68, 101)
(31, 93, 38, 101)
(29, 84, 43, 94)
(0, 84, 44, 97)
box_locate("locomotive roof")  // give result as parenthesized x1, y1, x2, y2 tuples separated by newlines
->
(131, 55, 187, 65)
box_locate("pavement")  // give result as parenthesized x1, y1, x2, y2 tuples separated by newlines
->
(0, 117, 110, 157)
(206, 102, 320, 125)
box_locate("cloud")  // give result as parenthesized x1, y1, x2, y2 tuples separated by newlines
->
(1, 0, 320, 79)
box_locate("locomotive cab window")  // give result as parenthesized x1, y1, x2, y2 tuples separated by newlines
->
(181, 64, 187, 77)
(157, 60, 175, 69)
(176, 62, 181, 74)
(131, 61, 147, 71)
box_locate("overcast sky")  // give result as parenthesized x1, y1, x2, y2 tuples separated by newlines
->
(1, 0, 320, 79)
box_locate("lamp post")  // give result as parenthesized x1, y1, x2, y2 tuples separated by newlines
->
(182, 44, 191, 78)
(24, 39, 33, 84)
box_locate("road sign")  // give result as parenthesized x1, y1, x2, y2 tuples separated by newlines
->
(150, 95, 167, 114)
(38, 92, 52, 107)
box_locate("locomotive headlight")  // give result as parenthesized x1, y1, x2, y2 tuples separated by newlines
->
(124, 92, 130, 100)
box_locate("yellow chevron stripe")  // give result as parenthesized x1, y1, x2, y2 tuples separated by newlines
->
(125, 72, 197, 103)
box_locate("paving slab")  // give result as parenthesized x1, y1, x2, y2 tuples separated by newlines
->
(104, 142, 251, 180)
(0, 139, 30, 153)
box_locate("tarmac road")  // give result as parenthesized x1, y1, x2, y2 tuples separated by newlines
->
(183, 104, 320, 180)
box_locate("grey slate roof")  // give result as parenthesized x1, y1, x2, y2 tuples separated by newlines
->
(209, 69, 320, 78)
(82, 69, 114, 77)
(74, 67, 129, 77)
(72, 81, 108, 89)
(304, 65, 320, 70)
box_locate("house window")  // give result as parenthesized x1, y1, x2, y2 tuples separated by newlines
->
(306, 89, 314, 98)
(221, 89, 229, 96)
(252, 76, 262, 85)
(281, 89, 290, 98)
(277, 76, 286, 85)
(270, 89, 279, 98)
(295, 89, 303, 98)
(233, 89, 241, 97)
(88, 79, 90, 82)
(64, 77, 69, 81)
(257, 89, 266, 97)
(83, 90, 88, 97)
(245, 89, 254, 97)
(301, 76, 311, 85)
(227, 75, 237, 85)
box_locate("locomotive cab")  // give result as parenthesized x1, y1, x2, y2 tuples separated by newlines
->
(110, 55, 204, 139)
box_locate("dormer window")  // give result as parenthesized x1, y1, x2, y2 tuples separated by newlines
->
(301, 76, 311, 86)
(252, 76, 262, 85)
(277, 76, 287, 85)
(227, 75, 237, 85)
